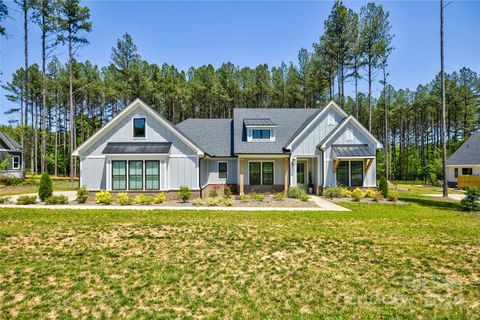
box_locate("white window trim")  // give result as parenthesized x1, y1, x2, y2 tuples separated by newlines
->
(12, 155, 20, 170)
(132, 117, 147, 139)
(247, 160, 275, 185)
(218, 161, 228, 179)
(247, 128, 275, 142)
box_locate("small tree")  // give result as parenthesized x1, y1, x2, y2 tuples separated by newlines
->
(38, 171, 53, 201)
(178, 185, 192, 203)
(460, 187, 480, 212)
(379, 176, 388, 198)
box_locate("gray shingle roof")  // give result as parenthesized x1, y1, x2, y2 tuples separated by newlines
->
(332, 144, 375, 157)
(234, 108, 320, 154)
(176, 119, 233, 157)
(244, 118, 277, 127)
(0, 131, 22, 151)
(102, 142, 171, 154)
(447, 131, 480, 165)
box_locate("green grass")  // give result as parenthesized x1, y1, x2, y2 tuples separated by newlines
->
(0, 187, 479, 318)
(0, 176, 78, 196)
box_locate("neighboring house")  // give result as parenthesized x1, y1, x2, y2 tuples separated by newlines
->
(446, 131, 480, 187)
(0, 131, 23, 178)
(73, 99, 382, 196)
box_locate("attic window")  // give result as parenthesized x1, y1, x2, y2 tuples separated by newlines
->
(346, 128, 353, 142)
(133, 118, 146, 138)
(327, 113, 335, 126)
(247, 128, 275, 142)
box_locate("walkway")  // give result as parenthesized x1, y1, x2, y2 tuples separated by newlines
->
(423, 193, 465, 201)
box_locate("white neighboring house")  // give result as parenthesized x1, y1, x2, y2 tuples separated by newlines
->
(446, 131, 480, 187)
(73, 99, 383, 196)
(0, 131, 23, 178)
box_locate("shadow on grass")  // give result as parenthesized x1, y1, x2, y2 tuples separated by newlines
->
(401, 195, 462, 212)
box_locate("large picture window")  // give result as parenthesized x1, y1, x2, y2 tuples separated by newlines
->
(336, 161, 349, 186)
(218, 162, 228, 179)
(133, 118, 146, 138)
(112, 161, 127, 190)
(262, 162, 274, 185)
(249, 161, 274, 185)
(350, 161, 363, 186)
(336, 161, 364, 187)
(145, 161, 159, 190)
(249, 162, 261, 185)
(129, 161, 143, 190)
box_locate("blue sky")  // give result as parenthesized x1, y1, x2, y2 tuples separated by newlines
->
(1, 0, 479, 124)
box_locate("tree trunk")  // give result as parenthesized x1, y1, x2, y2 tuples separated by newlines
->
(41, 9, 47, 173)
(23, 0, 29, 178)
(440, 0, 448, 197)
(69, 35, 75, 183)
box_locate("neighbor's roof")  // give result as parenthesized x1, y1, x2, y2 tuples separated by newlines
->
(233, 108, 320, 154)
(176, 119, 233, 157)
(332, 144, 375, 158)
(447, 131, 480, 165)
(0, 131, 22, 151)
(102, 142, 171, 154)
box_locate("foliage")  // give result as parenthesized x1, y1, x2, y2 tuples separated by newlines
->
(223, 185, 232, 199)
(429, 172, 438, 186)
(299, 193, 310, 202)
(0, 176, 24, 187)
(16, 195, 37, 205)
(288, 187, 308, 199)
(221, 198, 234, 207)
(460, 187, 480, 211)
(45, 195, 68, 205)
(178, 186, 191, 203)
(95, 191, 112, 205)
(0, 196, 11, 204)
(205, 197, 220, 207)
(208, 189, 218, 198)
(323, 186, 343, 198)
(273, 192, 286, 201)
(371, 191, 383, 202)
(38, 172, 53, 201)
(191, 198, 205, 206)
(351, 188, 364, 201)
(379, 177, 389, 198)
(252, 193, 265, 202)
(76, 186, 88, 204)
(239, 194, 249, 202)
(341, 188, 352, 198)
(134, 194, 153, 205)
(117, 193, 132, 206)
(387, 191, 398, 202)
(154, 192, 166, 204)
(364, 188, 375, 198)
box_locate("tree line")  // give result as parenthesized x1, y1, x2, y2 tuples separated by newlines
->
(1, 0, 479, 183)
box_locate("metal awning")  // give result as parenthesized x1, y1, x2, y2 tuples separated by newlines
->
(102, 142, 171, 154)
(332, 144, 375, 158)
(244, 118, 277, 127)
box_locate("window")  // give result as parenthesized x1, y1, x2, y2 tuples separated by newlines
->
(252, 129, 271, 140)
(129, 161, 143, 190)
(346, 128, 354, 142)
(249, 162, 261, 185)
(297, 162, 306, 185)
(336, 161, 349, 186)
(249, 161, 274, 185)
(218, 162, 228, 179)
(262, 162, 274, 185)
(133, 118, 146, 138)
(112, 161, 127, 190)
(327, 113, 335, 126)
(350, 161, 363, 186)
(12, 155, 20, 170)
(454, 168, 458, 178)
(462, 168, 473, 176)
(145, 161, 159, 190)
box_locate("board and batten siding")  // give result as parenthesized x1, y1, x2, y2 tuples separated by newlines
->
(446, 165, 480, 183)
(204, 159, 238, 185)
(240, 157, 286, 186)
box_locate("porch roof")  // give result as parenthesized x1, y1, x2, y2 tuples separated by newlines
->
(332, 144, 375, 158)
(102, 142, 171, 154)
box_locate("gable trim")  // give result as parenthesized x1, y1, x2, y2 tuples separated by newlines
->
(73, 99, 204, 156)
(284, 101, 348, 150)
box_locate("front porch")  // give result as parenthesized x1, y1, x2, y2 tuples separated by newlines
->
(238, 155, 290, 195)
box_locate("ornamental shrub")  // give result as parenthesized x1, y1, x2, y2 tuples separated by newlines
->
(178, 186, 191, 203)
(252, 193, 265, 202)
(76, 186, 89, 203)
(134, 194, 153, 205)
(288, 187, 307, 199)
(38, 172, 53, 201)
(323, 186, 343, 198)
(379, 177, 389, 198)
(273, 192, 286, 201)
(460, 187, 480, 211)
(117, 193, 132, 205)
(206, 197, 220, 206)
(0, 196, 11, 204)
(223, 185, 232, 199)
(299, 193, 310, 202)
(221, 198, 234, 207)
(192, 198, 205, 206)
(239, 194, 249, 202)
(387, 191, 399, 202)
(95, 190, 112, 204)
(341, 188, 352, 198)
(371, 191, 383, 202)
(364, 188, 375, 198)
(351, 188, 364, 202)
(16, 195, 37, 205)
(45, 195, 68, 205)
(154, 192, 166, 204)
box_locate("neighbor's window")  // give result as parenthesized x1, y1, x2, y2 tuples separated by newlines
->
(249, 162, 261, 185)
(218, 162, 228, 179)
(112, 161, 127, 190)
(252, 129, 271, 140)
(350, 161, 363, 186)
(133, 118, 146, 138)
(462, 168, 473, 176)
(129, 161, 143, 190)
(145, 161, 159, 190)
(454, 168, 458, 178)
(12, 155, 20, 170)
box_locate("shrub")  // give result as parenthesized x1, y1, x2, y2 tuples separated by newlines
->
(379, 177, 389, 198)
(1, 176, 23, 186)
(0, 196, 11, 204)
(429, 172, 438, 186)
(16, 195, 37, 205)
(95, 191, 112, 204)
(273, 192, 286, 201)
(192, 198, 205, 206)
(206, 197, 219, 206)
(223, 185, 232, 199)
(45, 195, 68, 205)
(134, 194, 153, 205)
(299, 193, 310, 201)
(239, 194, 249, 202)
(323, 186, 343, 198)
(371, 191, 383, 202)
(76, 186, 89, 204)
(387, 191, 399, 202)
(351, 188, 364, 202)
(288, 187, 307, 199)
(221, 198, 234, 207)
(460, 187, 480, 211)
(38, 172, 53, 201)
(253, 193, 265, 202)
(178, 186, 191, 203)
(117, 193, 132, 205)
(364, 188, 375, 198)
(341, 188, 352, 198)
(154, 192, 166, 204)
(208, 189, 218, 198)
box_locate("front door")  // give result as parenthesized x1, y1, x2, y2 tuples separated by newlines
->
(297, 161, 306, 186)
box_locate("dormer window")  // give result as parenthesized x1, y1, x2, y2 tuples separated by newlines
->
(252, 129, 271, 140)
(244, 118, 276, 142)
(133, 118, 146, 138)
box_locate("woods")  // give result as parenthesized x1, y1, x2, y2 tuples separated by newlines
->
(1, 0, 479, 183)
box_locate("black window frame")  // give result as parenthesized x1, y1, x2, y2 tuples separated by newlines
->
(218, 162, 228, 179)
(336, 161, 349, 187)
(145, 160, 160, 190)
(252, 129, 271, 140)
(262, 162, 274, 185)
(462, 168, 473, 176)
(454, 168, 458, 178)
(112, 160, 127, 190)
(133, 117, 146, 138)
(350, 161, 364, 187)
(249, 162, 262, 185)
(128, 160, 144, 190)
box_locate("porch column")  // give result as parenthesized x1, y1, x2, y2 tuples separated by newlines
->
(239, 157, 244, 195)
(284, 157, 289, 194)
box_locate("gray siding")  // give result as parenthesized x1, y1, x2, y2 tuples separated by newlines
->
(80, 157, 106, 190)
(205, 159, 238, 185)
(168, 156, 199, 190)
(0, 151, 22, 177)
(241, 158, 287, 186)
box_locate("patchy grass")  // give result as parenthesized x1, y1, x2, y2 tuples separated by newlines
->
(0, 187, 479, 318)
(0, 176, 78, 196)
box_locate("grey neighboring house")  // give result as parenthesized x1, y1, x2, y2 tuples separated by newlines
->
(446, 131, 480, 187)
(0, 131, 23, 178)
(73, 99, 382, 196)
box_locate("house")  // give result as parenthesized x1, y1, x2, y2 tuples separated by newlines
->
(446, 131, 480, 187)
(0, 131, 23, 178)
(73, 99, 382, 196)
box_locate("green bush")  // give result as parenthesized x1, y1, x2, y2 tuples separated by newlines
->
(38, 172, 53, 201)
(0, 196, 11, 204)
(45, 195, 68, 205)
(351, 188, 364, 202)
(341, 188, 352, 198)
(379, 177, 389, 198)
(460, 187, 480, 211)
(371, 191, 383, 202)
(288, 187, 307, 199)
(208, 189, 218, 198)
(134, 194, 153, 205)
(323, 186, 343, 198)
(429, 172, 438, 186)
(191, 198, 205, 206)
(252, 193, 265, 202)
(154, 192, 166, 204)
(239, 194, 249, 202)
(299, 193, 310, 202)
(117, 193, 132, 205)
(273, 192, 286, 201)
(178, 186, 191, 203)
(387, 191, 399, 202)
(364, 188, 375, 198)
(223, 185, 232, 199)
(16, 195, 37, 205)
(95, 191, 112, 204)
(1, 176, 24, 186)
(206, 197, 220, 206)
(76, 186, 89, 203)
(221, 198, 234, 207)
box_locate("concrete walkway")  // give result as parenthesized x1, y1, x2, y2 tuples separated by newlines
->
(308, 196, 350, 211)
(423, 193, 465, 201)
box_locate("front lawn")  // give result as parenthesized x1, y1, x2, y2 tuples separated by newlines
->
(0, 191, 479, 318)
(0, 176, 78, 197)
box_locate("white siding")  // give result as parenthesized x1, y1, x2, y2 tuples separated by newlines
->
(168, 156, 199, 190)
(80, 157, 107, 190)
(446, 165, 480, 182)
